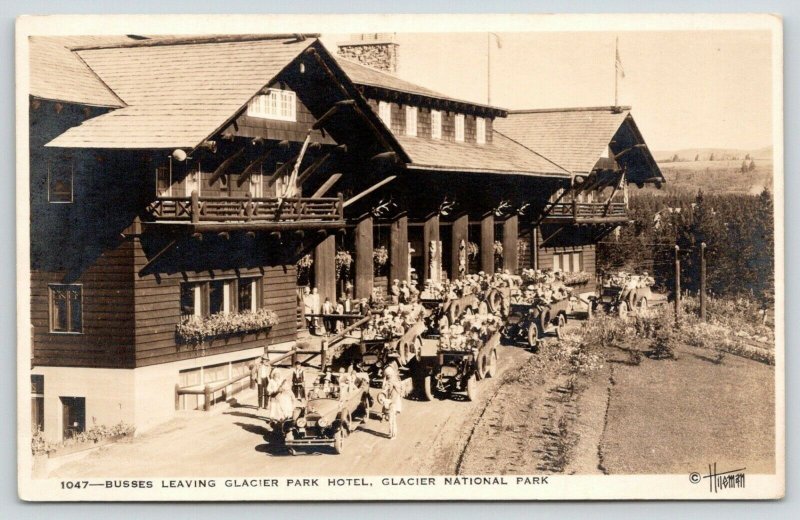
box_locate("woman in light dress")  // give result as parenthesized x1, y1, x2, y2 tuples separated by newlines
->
(267, 371, 296, 422)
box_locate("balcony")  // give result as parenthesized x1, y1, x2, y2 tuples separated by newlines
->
(143, 192, 345, 232)
(541, 201, 628, 224)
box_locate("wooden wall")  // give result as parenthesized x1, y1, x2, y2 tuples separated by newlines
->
(132, 237, 297, 368)
(537, 244, 597, 292)
(30, 241, 136, 369)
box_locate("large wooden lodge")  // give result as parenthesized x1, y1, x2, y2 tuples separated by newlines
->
(27, 34, 663, 441)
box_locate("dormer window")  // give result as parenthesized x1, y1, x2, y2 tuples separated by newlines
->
(247, 89, 296, 122)
(476, 117, 486, 145)
(378, 101, 392, 127)
(431, 110, 442, 140)
(405, 106, 418, 137)
(455, 114, 465, 142)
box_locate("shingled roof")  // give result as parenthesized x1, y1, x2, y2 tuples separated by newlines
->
(335, 56, 505, 116)
(396, 132, 570, 178)
(494, 107, 632, 174)
(47, 36, 316, 149)
(29, 36, 132, 108)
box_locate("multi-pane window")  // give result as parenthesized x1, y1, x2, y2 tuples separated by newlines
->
(552, 251, 583, 273)
(431, 110, 442, 140)
(246, 89, 297, 122)
(455, 114, 465, 142)
(476, 117, 486, 145)
(181, 278, 261, 318)
(49, 284, 82, 333)
(237, 278, 260, 312)
(378, 101, 392, 127)
(48, 160, 73, 203)
(156, 164, 172, 197)
(405, 106, 418, 137)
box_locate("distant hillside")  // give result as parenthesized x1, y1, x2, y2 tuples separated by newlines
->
(653, 146, 773, 163)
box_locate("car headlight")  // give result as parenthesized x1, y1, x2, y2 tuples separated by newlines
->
(317, 417, 329, 428)
(296, 417, 306, 428)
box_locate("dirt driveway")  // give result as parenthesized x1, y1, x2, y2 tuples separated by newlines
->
(50, 344, 534, 479)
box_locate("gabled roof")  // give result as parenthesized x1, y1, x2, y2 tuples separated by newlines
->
(335, 56, 506, 117)
(46, 36, 316, 149)
(396, 132, 570, 178)
(29, 36, 133, 108)
(494, 107, 630, 174)
(495, 106, 664, 184)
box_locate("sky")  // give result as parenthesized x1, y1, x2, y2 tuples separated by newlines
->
(321, 31, 774, 152)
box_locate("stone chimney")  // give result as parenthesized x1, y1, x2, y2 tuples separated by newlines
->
(337, 33, 398, 73)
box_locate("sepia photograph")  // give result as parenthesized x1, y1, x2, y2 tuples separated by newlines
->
(15, 13, 783, 501)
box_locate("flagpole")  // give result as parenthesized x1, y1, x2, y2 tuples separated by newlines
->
(487, 33, 491, 105)
(614, 36, 618, 107)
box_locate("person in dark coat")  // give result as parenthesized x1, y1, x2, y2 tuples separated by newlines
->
(291, 361, 306, 400)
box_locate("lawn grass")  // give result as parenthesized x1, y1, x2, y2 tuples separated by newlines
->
(600, 342, 775, 475)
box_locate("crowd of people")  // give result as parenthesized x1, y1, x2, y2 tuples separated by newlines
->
(513, 269, 574, 305)
(438, 312, 504, 352)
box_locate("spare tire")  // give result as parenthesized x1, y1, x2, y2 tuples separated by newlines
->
(537, 308, 552, 334)
(487, 290, 504, 314)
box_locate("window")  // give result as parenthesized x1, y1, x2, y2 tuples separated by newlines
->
(184, 167, 201, 197)
(455, 114, 465, 142)
(60, 396, 85, 440)
(31, 375, 44, 434)
(552, 251, 583, 273)
(405, 106, 418, 137)
(237, 278, 260, 312)
(249, 171, 263, 198)
(378, 101, 392, 127)
(48, 160, 73, 203)
(431, 110, 442, 140)
(208, 280, 230, 316)
(180, 283, 203, 318)
(246, 89, 297, 121)
(156, 164, 172, 197)
(49, 284, 82, 333)
(476, 117, 486, 145)
(181, 277, 261, 317)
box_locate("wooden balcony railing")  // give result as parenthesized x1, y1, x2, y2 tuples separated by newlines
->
(144, 191, 345, 230)
(542, 201, 628, 223)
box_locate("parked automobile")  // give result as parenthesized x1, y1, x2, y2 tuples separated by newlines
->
(282, 373, 372, 455)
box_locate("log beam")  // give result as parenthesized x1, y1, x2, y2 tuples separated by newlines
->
(450, 214, 469, 280)
(314, 235, 336, 305)
(390, 214, 409, 283)
(355, 216, 374, 299)
(208, 147, 245, 185)
(502, 215, 519, 274)
(480, 213, 495, 275)
(311, 173, 343, 198)
(423, 213, 440, 283)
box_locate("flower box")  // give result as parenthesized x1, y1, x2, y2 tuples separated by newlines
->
(176, 308, 279, 346)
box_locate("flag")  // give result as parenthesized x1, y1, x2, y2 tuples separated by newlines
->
(615, 40, 625, 79)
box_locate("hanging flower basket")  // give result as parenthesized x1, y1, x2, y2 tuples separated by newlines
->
(296, 254, 314, 272)
(176, 308, 279, 346)
(373, 246, 389, 267)
(517, 240, 528, 257)
(335, 250, 353, 280)
(493, 240, 504, 258)
(467, 241, 479, 260)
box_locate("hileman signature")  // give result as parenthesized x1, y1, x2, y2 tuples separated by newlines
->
(690, 463, 746, 493)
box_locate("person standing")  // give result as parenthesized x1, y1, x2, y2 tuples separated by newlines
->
(382, 364, 402, 439)
(302, 286, 314, 333)
(322, 297, 335, 336)
(311, 287, 322, 335)
(256, 356, 272, 410)
(291, 361, 306, 400)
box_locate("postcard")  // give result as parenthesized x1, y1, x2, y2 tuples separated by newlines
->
(16, 13, 784, 501)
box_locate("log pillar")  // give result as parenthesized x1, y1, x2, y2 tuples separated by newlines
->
(314, 235, 336, 305)
(502, 215, 519, 274)
(480, 213, 495, 275)
(390, 214, 409, 283)
(532, 225, 539, 270)
(422, 214, 440, 283)
(450, 213, 469, 280)
(355, 216, 374, 299)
